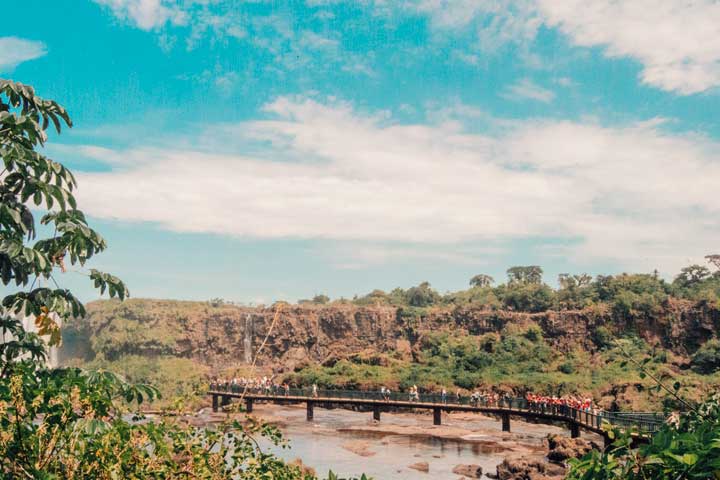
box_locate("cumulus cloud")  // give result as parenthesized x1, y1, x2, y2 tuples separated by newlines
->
(501, 78, 555, 103)
(407, 0, 720, 95)
(70, 97, 720, 273)
(93, 0, 187, 30)
(0, 37, 46, 71)
(537, 0, 720, 95)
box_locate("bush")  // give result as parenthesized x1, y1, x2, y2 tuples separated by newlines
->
(691, 340, 720, 374)
(558, 361, 575, 374)
(592, 326, 614, 349)
(524, 325, 543, 342)
(500, 283, 555, 312)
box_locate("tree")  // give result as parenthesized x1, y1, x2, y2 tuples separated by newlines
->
(312, 294, 330, 304)
(469, 273, 494, 288)
(558, 273, 592, 289)
(0, 80, 316, 479)
(507, 265, 543, 285)
(706, 254, 720, 270)
(674, 264, 711, 287)
(405, 281, 440, 307)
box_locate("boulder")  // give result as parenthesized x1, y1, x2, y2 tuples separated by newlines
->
(546, 434, 597, 464)
(452, 464, 483, 478)
(408, 461, 429, 473)
(496, 457, 565, 480)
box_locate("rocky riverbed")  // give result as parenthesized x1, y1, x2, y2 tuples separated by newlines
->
(216, 403, 603, 479)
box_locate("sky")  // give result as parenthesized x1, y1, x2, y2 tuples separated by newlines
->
(2, 0, 719, 304)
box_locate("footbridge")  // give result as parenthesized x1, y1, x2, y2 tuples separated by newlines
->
(208, 386, 664, 444)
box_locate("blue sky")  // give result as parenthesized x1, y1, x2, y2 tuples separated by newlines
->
(2, 0, 719, 303)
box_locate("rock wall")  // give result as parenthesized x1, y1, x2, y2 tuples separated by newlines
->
(61, 298, 720, 372)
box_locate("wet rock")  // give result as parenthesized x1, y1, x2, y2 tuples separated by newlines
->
(546, 434, 597, 464)
(341, 440, 375, 457)
(409, 461, 429, 472)
(496, 457, 565, 480)
(452, 464, 483, 478)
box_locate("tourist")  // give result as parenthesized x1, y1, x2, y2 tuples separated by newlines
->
(312, 383, 318, 398)
(441, 388, 447, 404)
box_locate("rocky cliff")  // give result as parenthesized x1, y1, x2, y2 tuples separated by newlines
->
(62, 298, 719, 373)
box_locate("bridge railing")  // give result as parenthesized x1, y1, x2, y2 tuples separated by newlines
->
(207, 384, 665, 433)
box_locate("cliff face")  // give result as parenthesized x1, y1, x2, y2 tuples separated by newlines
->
(61, 298, 719, 373)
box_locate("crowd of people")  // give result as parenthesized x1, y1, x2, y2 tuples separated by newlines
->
(211, 377, 599, 415)
(525, 393, 597, 413)
(212, 376, 292, 396)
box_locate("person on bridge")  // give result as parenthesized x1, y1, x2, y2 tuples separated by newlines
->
(441, 388, 447, 404)
(283, 382, 290, 397)
(312, 383, 318, 398)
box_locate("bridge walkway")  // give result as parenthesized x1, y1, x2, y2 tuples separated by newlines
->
(208, 386, 664, 445)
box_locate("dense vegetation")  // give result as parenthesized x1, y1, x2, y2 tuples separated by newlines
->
(567, 393, 720, 479)
(344, 262, 720, 313)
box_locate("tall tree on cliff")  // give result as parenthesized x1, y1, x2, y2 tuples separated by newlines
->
(469, 273, 495, 288)
(507, 265, 544, 285)
(0, 80, 315, 479)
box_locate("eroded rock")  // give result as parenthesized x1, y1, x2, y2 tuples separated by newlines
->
(408, 461, 429, 472)
(452, 464, 483, 478)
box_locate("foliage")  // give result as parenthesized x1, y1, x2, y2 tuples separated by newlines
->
(404, 281, 441, 307)
(498, 282, 555, 312)
(506, 265, 544, 285)
(0, 80, 331, 479)
(567, 395, 720, 480)
(469, 273, 494, 288)
(691, 340, 720, 374)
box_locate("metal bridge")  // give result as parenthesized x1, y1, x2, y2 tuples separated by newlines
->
(208, 386, 664, 444)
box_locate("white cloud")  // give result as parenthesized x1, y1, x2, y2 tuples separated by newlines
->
(501, 78, 555, 103)
(0, 37, 46, 71)
(70, 97, 720, 273)
(537, 0, 720, 95)
(407, 0, 720, 95)
(93, 0, 187, 30)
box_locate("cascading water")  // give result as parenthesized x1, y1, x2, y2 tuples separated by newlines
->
(243, 313, 253, 364)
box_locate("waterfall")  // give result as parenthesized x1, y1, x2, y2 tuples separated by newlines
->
(243, 313, 253, 364)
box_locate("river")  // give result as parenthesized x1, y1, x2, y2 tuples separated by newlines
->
(248, 403, 594, 479)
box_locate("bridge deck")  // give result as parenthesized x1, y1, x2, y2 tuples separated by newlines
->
(208, 387, 665, 437)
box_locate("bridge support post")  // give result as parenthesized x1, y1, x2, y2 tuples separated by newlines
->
(306, 401, 314, 421)
(221, 396, 231, 408)
(570, 422, 580, 439)
(373, 405, 381, 422)
(245, 398, 253, 413)
(433, 407, 442, 426)
(603, 435, 612, 450)
(501, 412, 511, 432)
(212, 395, 219, 413)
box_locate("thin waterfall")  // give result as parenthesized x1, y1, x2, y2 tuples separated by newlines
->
(243, 313, 253, 364)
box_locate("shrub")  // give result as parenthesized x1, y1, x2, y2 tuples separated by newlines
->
(691, 340, 720, 374)
(592, 326, 614, 350)
(524, 325, 543, 342)
(558, 361, 575, 374)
